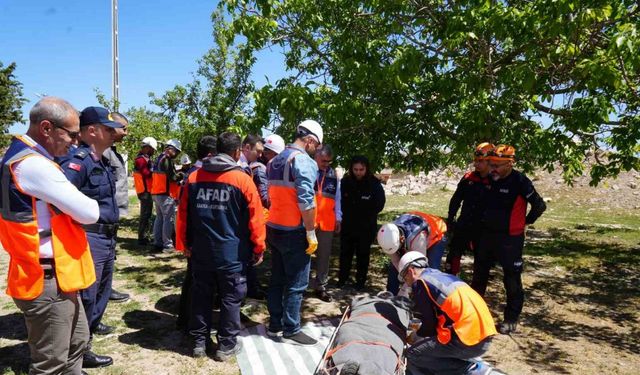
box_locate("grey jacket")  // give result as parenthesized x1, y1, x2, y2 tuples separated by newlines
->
(103, 146, 129, 217)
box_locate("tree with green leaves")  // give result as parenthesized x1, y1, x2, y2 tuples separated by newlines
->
(0, 61, 27, 149)
(150, 9, 259, 158)
(220, 0, 639, 184)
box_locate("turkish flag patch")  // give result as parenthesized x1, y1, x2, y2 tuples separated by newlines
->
(68, 162, 82, 171)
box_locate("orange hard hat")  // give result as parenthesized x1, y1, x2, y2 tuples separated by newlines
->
(490, 144, 516, 161)
(474, 142, 495, 160)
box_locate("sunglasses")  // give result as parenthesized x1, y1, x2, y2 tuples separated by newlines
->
(49, 120, 80, 139)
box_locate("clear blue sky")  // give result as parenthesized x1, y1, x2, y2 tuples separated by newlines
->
(1, 0, 285, 133)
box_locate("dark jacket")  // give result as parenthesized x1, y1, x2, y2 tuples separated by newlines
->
(447, 171, 491, 229)
(340, 175, 386, 235)
(176, 154, 266, 273)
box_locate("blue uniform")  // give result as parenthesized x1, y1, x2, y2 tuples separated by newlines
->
(59, 143, 118, 333)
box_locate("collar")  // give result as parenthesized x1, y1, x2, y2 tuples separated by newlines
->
(17, 134, 54, 160)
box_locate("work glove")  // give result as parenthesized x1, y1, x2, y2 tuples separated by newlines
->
(305, 230, 318, 255)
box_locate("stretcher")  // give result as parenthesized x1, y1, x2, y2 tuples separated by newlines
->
(314, 292, 411, 375)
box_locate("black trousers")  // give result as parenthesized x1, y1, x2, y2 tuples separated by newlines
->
(190, 268, 246, 350)
(137, 192, 153, 241)
(471, 233, 525, 322)
(338, 230, 375, 287)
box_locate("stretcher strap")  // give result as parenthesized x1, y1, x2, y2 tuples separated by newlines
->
(324, 340, 404, 373)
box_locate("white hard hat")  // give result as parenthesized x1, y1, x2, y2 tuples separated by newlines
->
(166, 139, 182, 152)
(264, 134, 285, 154)
(377, 223, 401, 255)
(180, 154, 192, 165)
(397, 252, 429, 282)
(141, 137, 158, 150)
(297, 119, 323, 144)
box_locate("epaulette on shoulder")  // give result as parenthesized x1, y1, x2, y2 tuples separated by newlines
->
(73, 148, 89, 160)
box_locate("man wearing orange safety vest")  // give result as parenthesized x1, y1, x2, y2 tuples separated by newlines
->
(266, 120, 323, 346)
(377, 211, 448, 295)
(0, 97, 100, 374)
(399, 252, 497, 375)
(151, 139, 183, 252)
(133, 137, 157, 245)
(311, 144, 341, 302)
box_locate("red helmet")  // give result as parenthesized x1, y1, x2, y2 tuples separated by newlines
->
(489, 144, 516, 161)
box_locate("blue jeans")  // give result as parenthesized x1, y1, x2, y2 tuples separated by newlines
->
(152, 194, 175, 248)
(387, 236, 448, 294)
(266, 227, 310, 336)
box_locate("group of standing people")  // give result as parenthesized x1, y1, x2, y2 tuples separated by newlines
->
(1, 96, 546, 374)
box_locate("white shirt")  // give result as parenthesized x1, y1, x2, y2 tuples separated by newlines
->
(12, 136, 99, 258)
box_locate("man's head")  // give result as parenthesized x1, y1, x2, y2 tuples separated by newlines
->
(314, 144, 333, 171)
(398, 252, 429, 285)
(196, 135, 217, 160)
(110, 112, 128, 143)
(489, 144, 515, 180)
(140, 137, 158, 156)
(27, 97, 80, 157)
(217, 132, 242, 161)
(165, 139, 182, 159)
(241, 134, 264, 163)
(295, 120, 323, 156)
(473, 142, 494, 177)
(262, 134, 285, 162)
(78, 106, 123, 156)
(349, 155, 370, 181)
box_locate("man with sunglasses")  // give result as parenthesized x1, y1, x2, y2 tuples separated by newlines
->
(59, 106, 124, 368)
(445, 143, 494, 276)
(0, 97, 99, 374)
(473, 144, 547, 334)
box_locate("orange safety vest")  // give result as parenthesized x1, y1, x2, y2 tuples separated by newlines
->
(410, 211, 447, 248)
(0, 136, 96, 300)
(133, 153, 152, 195)
(417, 269, 497, 346)
(315, 168, 338, 231)
(267, 146, 307, 230)
(151, 153, 180, 199)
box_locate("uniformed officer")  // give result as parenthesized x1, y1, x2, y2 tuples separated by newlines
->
(473, 145, 546, 334)
(59, 106, 122, 368)
(444, 142, 494, 275)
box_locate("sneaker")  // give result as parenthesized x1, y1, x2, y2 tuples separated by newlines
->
(266, 328, 282, 338)
(497, 321, 517, 334)
(214, 341, 242, 362)
(282, 331, 317, 346)
(192, 346, 206, 358)
(467, 360, 493, 375)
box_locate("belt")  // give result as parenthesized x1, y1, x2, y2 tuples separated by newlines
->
(39, 229, 52, 238)
(83, 223, 119, 237)
(40, 259, 55, 279)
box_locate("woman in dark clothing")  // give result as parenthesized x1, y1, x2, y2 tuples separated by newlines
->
(337, 156, 386, 289)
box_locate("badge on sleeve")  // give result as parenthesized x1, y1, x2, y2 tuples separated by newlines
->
(68, 162, 82, 172)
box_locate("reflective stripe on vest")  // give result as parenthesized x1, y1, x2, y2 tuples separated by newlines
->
(315, 168, 337, 231)
(418, 270, 497, 346)
(0, 137, 96, 299)
(267, 147, 303, 229)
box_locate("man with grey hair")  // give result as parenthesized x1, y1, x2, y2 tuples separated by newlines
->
(311, 144, 341, 302)
(0, 97, 99, 374)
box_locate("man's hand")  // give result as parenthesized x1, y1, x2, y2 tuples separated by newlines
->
(252, 252, 264, 266)
(334, 221, 341, 234)
(305, 230, 318, 255)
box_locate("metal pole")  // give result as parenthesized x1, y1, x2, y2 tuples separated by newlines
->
(112, 0, 119, 111)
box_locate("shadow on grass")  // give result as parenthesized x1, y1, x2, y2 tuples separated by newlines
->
(0, 342, 29, 375)
(119, 309, 192, 357)
(0, 312, 27, 341)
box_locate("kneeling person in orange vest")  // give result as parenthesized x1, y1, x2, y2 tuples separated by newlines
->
(399, 252, 497, 375)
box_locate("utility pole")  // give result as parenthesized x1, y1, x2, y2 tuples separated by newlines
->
(112, 0, 119, 111)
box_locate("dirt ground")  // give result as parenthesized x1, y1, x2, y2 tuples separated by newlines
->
(1, 167, 639, 375)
